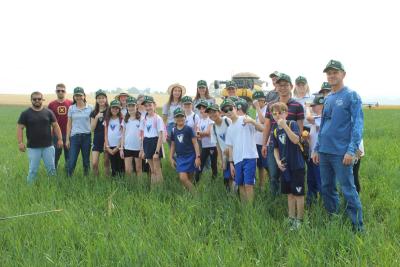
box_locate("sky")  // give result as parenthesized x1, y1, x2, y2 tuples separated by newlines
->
(1, 0, 399, 104)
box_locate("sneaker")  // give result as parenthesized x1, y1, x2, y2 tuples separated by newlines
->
(287, 217, 296, 231)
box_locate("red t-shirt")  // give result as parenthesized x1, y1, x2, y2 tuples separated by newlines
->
(48, 99, 73, 135)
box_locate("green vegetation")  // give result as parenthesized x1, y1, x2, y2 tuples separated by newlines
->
(0, 106, 399, 266)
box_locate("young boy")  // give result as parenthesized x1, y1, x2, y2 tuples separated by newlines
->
(271, 102, 305, 230)
(252, 91, 268, 190)
(305, 95, 324, 206)
(207, 103, 233, 191)
(223, 99, 264, 202)
(169, 108, 201, 192)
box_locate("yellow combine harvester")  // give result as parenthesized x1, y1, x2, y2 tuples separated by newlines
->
(213, 72, 266, 103)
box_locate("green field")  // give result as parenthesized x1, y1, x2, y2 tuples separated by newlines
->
(1, 106, 399, 266)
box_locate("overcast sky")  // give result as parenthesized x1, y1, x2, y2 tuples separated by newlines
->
(1, 0, 399, 103)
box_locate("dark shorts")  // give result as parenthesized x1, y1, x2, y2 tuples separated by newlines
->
(256, 144, 268, 169)
(124, 149, 140, 158)
(223, 160, 231, 180)
(92, 132, 104, 152)
(281, 168, 305, 196)
(176, 153, 197, 173)
(143, 137, 164, 159)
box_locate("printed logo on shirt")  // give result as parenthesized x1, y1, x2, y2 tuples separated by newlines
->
(296, 186, 302, 193)
(278, 133, 286, 145)
(177, 134, 184, 143)
(57, 106, 67, 115)
(136, 123, 140, 128)
(146, 124, 152, 132)
(110, 124, 117, 131)
(219, 134, 226, 141)
(201, 125, 205, 131)
(336, 98, 344, 106)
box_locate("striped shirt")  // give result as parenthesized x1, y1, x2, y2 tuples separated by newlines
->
(265, 98, 304, 134)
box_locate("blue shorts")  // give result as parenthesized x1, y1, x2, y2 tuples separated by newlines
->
(256, 144, 268, 169)
(143, 137, 164, 159)
(176, 153, 197, 173)
(223, 160, 231, 180)
(234, 158, 256, 186)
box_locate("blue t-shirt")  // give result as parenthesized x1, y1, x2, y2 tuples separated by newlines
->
(315, 87, 363, 156)
(68, 104, 93, 136)
(171, 125, 195, 156)
(272, 121, 304, 171)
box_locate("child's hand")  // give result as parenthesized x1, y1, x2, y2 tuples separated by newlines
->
(139, 150, 145, 159)
(170, 158, 176, 168)
(277, 118, 287, 128)
(253, 100, 260, 109)
(277, 160, 286, 172)
(119, 149, 124, 159)
(243, 115, 255, 125)
(230, 162, 235, 178)
(153, 153, 159, 160)
(195, 157, 201, 168)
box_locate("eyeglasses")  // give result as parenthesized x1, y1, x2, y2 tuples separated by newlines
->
(272, 111, 286, 116)
(222, 106, 233, 113)
(56, 90, 65, 93)
(32, 98, 42, 101)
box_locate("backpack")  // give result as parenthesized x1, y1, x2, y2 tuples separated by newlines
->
(213, 117, 230, 145)
(274, 121, 310, 160)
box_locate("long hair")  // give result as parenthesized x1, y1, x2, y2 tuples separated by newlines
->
(104, 106, 122, 126)
(194, 87, 211, 100)
(293, 84, 310, 98)
(72, 94, 87, 105)
(167, 87, 183, 110)
(93, 96, 109, 116)
(124, 109, 141, 123)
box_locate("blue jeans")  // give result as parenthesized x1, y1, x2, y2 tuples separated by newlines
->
(319, 152, 363, 229)
(53, 135, 69, 171)
(267, 144, 280, 196)
(68, 133, 91, 176)
(27, 146, 56, 184)
(306, 159, 321, 205)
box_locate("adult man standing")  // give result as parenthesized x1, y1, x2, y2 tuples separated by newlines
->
(261, 74, 304, 197)
(48, 83, 72, 171)
(17, 92, 63, 184)
(312, 60, 364, 232)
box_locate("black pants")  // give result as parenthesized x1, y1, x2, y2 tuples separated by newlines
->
(195, 147, 218, 182)
(353, 159, 361, 193)
(108, 147, 124, 177)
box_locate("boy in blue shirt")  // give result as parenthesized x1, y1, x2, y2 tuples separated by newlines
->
(170, 108, 201, 192)
(271, 102, 305, 230)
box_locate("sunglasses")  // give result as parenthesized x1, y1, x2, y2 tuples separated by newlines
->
(56, 90, 65, 93)
(32, 98, 42, 101)
(272, 111, 286, 116)
(222, 106, 233, 113)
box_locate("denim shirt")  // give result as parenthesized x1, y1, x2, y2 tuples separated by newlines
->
(315, 86, 363, 156)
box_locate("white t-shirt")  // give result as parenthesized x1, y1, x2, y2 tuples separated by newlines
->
(225, 116, 258, 164)
(295, 95, 314, 128)
(309, 115, 321, 153)
(198, 117, 215, 148)
(123, 118, 141, 151)
(255, 105, 268, 145)
(162, 102, 181, 124)
(107, 118, 123, 147)
(140, 114, 165, 138)
(185, 112, 200, 131)
(210, 116, 232, 162)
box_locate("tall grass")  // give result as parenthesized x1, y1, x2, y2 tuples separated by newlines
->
(0, 106, 399, 266)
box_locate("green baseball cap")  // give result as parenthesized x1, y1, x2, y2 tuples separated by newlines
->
(173, 107, 185, 117)
(73, 87, 85, 96)
(228, 96, 240, 102)
(234, 99, 248, 113)
(142, 95, 155, 104)
(181, 95, 193, 104)
(197, 80, 208, 88)
(206, 103, 220, 112)
(226, 81, 237, 89)
(195, 99, 209, 109)
(252, 90, 266, 100)
(110, 99, 121, 108)
(95, 89, 107, 98)
(320, 82, 331, 91)
(295, 76, 307, 84)
(323, 59, 345, 73)
(269, 71, 281, 78)
(311, 96, 325, 106)
(276, 73, 292, 84)
(220, 98, 235, 110)
(126, 96, 137, 105)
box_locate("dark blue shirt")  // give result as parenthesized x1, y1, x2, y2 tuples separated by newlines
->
(315, 87, 363, 156)
(171, 125, 195, 156)
(272, 121, 305, 171)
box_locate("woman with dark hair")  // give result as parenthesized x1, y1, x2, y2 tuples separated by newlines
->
(90, 89, 110, 176)
(65, 87, 93, 176)
(193, 80, 215, 115)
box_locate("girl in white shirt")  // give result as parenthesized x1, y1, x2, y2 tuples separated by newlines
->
(181, 96, 200, 132)
(120, 97, 142, 177)
(140, 96, 165, 185)
(104, 100, 124, 177)
(163, 83, 184, 147)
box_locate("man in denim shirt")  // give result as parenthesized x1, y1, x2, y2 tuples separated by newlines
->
(312, 60, 364, 232)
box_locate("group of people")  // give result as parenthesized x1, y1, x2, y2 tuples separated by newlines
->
(16, 59, 365, 232)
